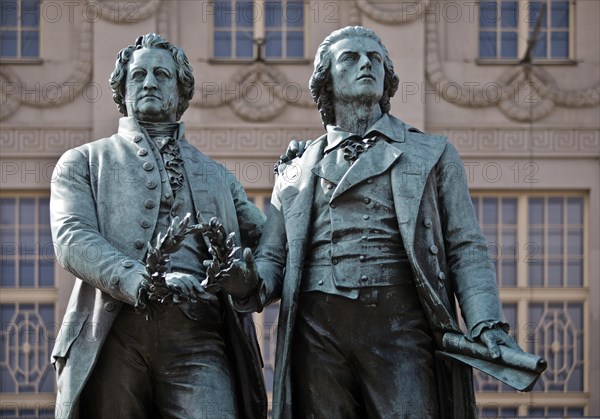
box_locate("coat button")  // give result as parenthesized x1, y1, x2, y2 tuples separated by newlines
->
(438, 271, 445, 281)
(110, 276, 119, 285)
(430, 245, 438, 255)
(140, 219, 151, 228)
(361, 235, 367, 240)
(318, 280, 324, 286)
(360, 275, 368, 282)
(332, 259, 338, 265)
(104, 302, 116, 312)
(135, 240, 144, 249)
(121, 260, 133, 268)
(424, 218, 432, 228)
(330, 203, 336, 209)
(137, 148, 148, 156)
(143, 162, 154, 171)
(145, 180, 157, 189)
(133, 135, 143, 143)
(363, 215, 369, 220)
(367, 179, 373, 184)
(144, 199, 155, 209)
(363, 197, 371, 204)
(359, 255, 366, 262)
(326, 184, 333, 190)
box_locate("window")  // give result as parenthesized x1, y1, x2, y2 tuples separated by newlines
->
(212, 0, 305, 60)
(0, 0, 40, 58)
(478, 0, 571, 61)
(472, 193, 589, 416)
(246, 190, 271, 215)
(0, 194, 57, 413)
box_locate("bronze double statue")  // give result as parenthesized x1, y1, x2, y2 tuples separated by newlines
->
(50, 28, 544, 419)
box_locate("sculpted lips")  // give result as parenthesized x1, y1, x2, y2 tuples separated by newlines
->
(357, 73, 375, 81)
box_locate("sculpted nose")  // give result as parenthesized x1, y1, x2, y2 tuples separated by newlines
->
(143, 73, 158, 90)
(359, 54, 372, 70)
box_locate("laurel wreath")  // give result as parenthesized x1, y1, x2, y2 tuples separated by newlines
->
(135, 213, 239, 312)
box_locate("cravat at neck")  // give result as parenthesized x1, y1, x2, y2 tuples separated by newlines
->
(330, 135, 379, 164)
(138, 121, 184, 193)
(138, 120, 179, 140)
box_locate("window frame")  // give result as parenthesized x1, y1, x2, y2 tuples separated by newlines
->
(209, 0, 309, 64)
(0, 0, 42, 62)
(0, 191, 58, 410)
(471, 191, 590, 416)
(476, 0, 576, 65)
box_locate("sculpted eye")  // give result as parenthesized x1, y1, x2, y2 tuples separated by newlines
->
(370, 54, 382, 63)
(130, 70, 146, 81)
(155, 69, 172, 79)
(341, 52, 357, 62)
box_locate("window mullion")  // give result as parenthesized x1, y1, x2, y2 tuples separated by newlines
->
(569, 0, 575, 59)
(518, 0, 530, 58)
(15, 197, 21, 287)
(562, 196, 568, 287)
(547, 0, 554, 58)
(282, 0, 287, 57)
(17, 0, 22, 58)
(35, 197, 39, 288)
(516, 195, 528, 288)
(255, 0, 265, 41)
(496, 1, 501, 58)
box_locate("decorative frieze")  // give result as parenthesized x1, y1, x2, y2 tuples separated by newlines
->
(0, 128, 92, 157)
(2, 127, 597, 159)
(431, 128, 600, 156)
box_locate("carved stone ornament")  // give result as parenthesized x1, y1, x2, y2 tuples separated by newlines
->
(191, 61, 314, 122)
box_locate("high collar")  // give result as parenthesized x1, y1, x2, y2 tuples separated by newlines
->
(117, 117, 186, 142)
(324, 113, 404, 154)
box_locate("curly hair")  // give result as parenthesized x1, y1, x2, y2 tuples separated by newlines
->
(109, 33, 195, 121)
(309, 26, 400, 127)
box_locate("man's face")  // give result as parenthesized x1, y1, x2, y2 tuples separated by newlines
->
(329, 36, 385, 105)
(125, 48, 180, 122)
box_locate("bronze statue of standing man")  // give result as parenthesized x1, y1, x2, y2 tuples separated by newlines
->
(50, 34, 267, 419)
(219, 26, 522, 419)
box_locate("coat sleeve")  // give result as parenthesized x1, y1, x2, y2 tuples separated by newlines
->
(253, 175, 286, 308)
(50, 149, 145, 305)
(435, 143, 508, 339)
(228, 174, 285, 313)
(226, 168, 266, 250)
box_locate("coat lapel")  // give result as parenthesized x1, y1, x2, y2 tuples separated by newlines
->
(310, 150, 345, 185)
(330, 140, 402, 201)
(390, 129, 447, 246)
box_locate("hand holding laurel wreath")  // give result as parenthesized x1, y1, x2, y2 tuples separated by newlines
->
(135, 213, 240, 314)
(204, 248, 259, 299)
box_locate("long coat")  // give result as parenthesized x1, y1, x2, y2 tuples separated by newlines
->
(50, 118, 267, 419)
(253, 115, 504, 419)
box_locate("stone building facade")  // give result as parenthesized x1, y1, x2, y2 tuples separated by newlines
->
(1, 0, 598, 417)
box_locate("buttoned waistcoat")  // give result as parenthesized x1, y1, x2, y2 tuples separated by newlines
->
(50, 118, 267, 419)
(253, 114, 503, 419)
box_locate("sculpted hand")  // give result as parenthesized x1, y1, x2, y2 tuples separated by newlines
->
(213, 248, 259, 299)
(480, 327, 522, 360)
(280, 139, 312, 163)
(164, 272, 217, 304)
